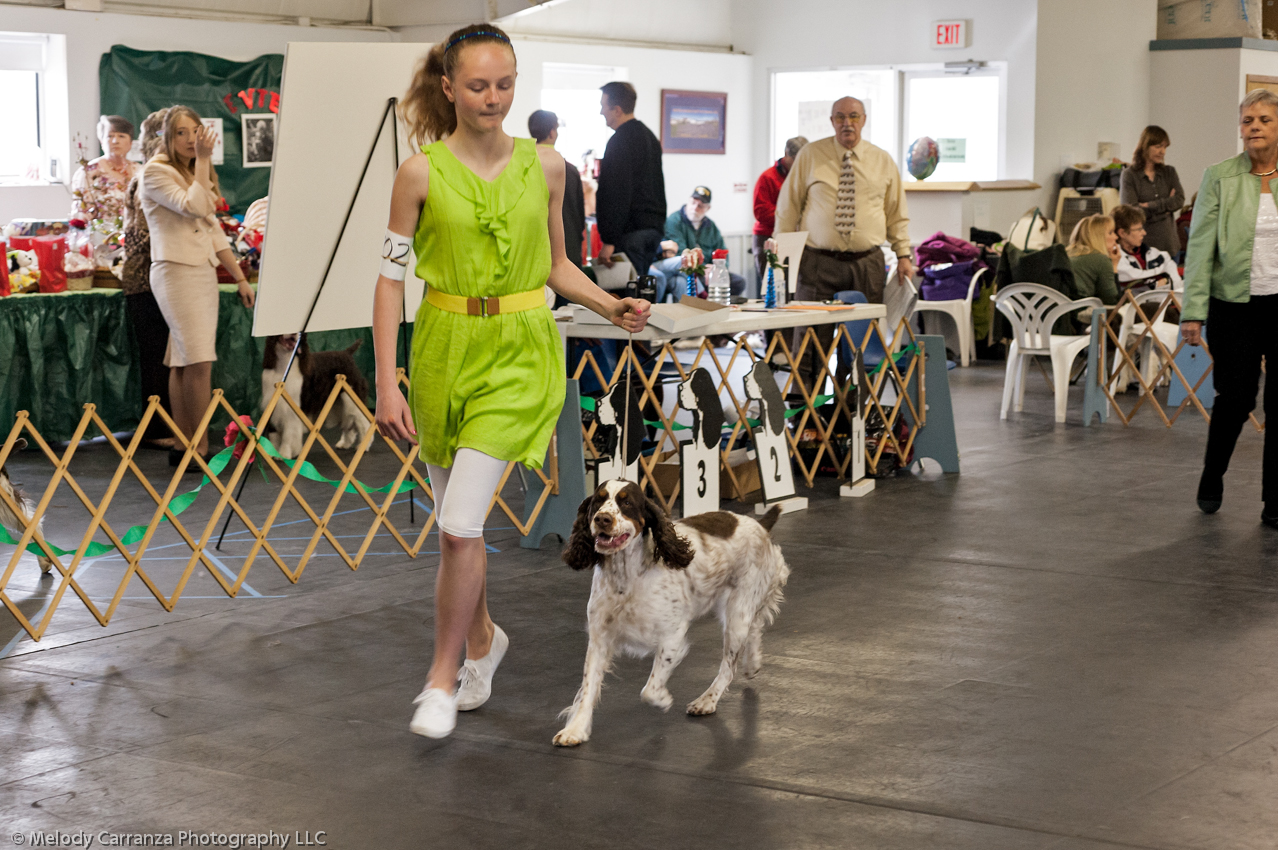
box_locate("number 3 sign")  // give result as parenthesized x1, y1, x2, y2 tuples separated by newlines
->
(678, 369, 723, 516)
(743, 362, 796, 503)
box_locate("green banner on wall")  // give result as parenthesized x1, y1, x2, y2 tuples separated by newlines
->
(98, 45, 282, 215)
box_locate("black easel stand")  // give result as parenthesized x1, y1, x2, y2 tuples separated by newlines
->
(216, 97, 414, 552)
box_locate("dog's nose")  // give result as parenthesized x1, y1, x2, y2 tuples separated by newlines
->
(594, 512, 613, 531)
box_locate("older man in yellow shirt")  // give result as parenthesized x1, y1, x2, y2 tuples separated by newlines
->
(774, 96, 912, 390)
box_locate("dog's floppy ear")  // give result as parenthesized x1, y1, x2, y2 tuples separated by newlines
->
(562, 494, 599, 571)
(643, 495, 693, 570)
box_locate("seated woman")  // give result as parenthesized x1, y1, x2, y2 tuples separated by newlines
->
(1112, 204, 1182, 294)
(1065, 214, 1121, 307)
(71, 115, 139, 224)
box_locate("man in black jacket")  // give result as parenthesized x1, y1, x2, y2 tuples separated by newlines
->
(528, 109, 585, 269)
(595, 81, 666, 284)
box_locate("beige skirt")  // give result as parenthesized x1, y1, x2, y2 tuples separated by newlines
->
(151, 260, 218, 367)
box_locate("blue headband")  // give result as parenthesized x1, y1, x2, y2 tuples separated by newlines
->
(445, 30, 510, 52)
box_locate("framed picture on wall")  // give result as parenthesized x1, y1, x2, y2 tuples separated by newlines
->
(661, 90, 727, 154)
(241, 113, 275, 168)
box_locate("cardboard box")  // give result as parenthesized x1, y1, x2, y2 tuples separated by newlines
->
(720, 448, 761, 501)
(648, 450, 681, 502)
(1157, 0, 1261, 40)
(645, 296, 730, 334)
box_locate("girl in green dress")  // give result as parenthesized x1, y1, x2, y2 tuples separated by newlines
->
(372, 24, 650, 740)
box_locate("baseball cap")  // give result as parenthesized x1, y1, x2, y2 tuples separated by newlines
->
(691, 186, 712, 202)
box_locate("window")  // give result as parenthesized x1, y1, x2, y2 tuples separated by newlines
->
(902, 70, 1001, 182)
(772, 69, 898, 164)
(771, 65, 1005, 182)
(0, 70, 40, 180)
(0, 32, 63, 185)
(541, 63, 627, 171)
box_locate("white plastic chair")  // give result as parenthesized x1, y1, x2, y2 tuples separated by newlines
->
(1111, 288, 1181, 392)
(913, 267, 985, 366)
(993, 283, 1103, 423)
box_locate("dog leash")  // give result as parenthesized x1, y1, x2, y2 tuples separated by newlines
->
(619, 324, 634, 480)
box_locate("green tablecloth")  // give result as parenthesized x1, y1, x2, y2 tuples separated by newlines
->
(0, 286, 409, 443)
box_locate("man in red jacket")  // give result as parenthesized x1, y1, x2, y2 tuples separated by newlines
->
(752, 135, 808, 285)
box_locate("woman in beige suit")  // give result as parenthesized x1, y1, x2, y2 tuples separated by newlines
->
(140, 105, 255, 464)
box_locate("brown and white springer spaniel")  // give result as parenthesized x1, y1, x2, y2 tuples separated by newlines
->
(261, 333, 370, 459)
(556, 480, 789, 746)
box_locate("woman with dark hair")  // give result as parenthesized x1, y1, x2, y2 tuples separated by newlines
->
(1183, 89, 1278, 524)
(140, 105, 255, 464)
(371, 24, 649, 739)
(71, 115, 138, 224)
(120, 108, 174, 448)
(1120, 126, 1185, 255)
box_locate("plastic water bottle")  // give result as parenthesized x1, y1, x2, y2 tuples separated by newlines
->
(707, 258, 732, 306)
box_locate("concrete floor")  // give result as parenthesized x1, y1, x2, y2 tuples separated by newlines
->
(3, 364, 1277, 850)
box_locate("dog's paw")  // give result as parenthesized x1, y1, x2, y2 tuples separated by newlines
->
(336, 432, 355, 449)
(553, 727, 588, 747)
(641, 686, 673, 712)
(744, 663, 762, 679)
(686, 694, 719, 716)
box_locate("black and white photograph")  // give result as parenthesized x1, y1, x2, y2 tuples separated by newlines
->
(240, 112, 274, 168)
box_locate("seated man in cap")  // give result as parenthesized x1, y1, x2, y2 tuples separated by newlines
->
(648, 185, 747, 302)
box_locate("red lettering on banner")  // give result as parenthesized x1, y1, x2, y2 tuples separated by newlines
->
(223, 93, 238, 114)
(238, 89, 255, 109)
(269, 91, 280, 114)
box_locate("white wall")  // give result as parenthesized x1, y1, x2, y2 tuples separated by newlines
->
(496, 0, 733, 50)
(730, 0, 1037, 242)
(1149, 47, 1245, 205)
(495, 37, 756, 234)
(1033, 0, 1158, 216)
(0, 5, 393, 224)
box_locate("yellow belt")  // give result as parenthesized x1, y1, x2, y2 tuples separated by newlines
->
(425, 287, 545, 318)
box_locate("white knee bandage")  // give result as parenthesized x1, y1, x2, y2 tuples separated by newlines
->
(380, 229, 413, 281)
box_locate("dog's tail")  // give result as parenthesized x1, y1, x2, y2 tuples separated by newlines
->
(344, 339, 364, 355)
(757, 505, 783, 534)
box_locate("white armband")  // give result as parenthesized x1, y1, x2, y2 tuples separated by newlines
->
(380, 229, 413, 281)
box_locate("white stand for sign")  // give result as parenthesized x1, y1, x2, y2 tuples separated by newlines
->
(681, 441, 719, 517)
(677, 368, 724, 517)
(756, 496, 809, 516)
(840, 479, 875, 498)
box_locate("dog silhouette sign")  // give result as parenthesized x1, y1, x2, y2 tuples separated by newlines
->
(677, 368, 723, 517)
(744, 362, 796, 504)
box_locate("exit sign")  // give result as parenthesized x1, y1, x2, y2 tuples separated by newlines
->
(933, 19, 970, 49)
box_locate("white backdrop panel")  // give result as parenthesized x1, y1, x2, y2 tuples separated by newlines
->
(253, 42, 432, 336)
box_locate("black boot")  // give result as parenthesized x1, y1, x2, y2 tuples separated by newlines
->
(1262, 502, 1278, 528)
(1197, 469, 1223, 514)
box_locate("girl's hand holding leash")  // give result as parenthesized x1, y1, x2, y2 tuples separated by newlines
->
(612, 297, 651, 334)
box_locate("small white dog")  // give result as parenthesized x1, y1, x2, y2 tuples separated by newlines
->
(555, 480, 789, 746)
(0, 438, 53, 575)
(261, 334, 370, 459)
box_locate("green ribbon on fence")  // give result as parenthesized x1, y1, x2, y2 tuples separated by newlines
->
(0, 434, 423, 560)
(579, 393, 837, 431)
(868, 343, 918, 376)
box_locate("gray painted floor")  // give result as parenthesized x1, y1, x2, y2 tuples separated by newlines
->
(2, 364, 1276, 850)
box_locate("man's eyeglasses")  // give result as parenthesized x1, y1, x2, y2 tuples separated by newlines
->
(831, 113, 863, 124)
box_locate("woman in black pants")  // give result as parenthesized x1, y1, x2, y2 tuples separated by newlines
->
(1182, 89, 1278, 524)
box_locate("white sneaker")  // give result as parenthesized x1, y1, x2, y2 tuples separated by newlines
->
(456, 624, 509, 711)
(409, 687, 457, 739)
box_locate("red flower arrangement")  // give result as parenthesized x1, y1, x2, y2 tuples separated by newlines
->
(223, 415, 256, 462)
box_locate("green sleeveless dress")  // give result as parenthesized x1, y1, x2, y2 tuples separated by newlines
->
(409, 138, 565, 470)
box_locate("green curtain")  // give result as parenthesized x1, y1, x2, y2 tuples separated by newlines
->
(0, 288, 408, 443)
(98, 45, 283, 215)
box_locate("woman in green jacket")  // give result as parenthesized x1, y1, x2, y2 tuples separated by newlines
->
(1182, 88, 1278, 523)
